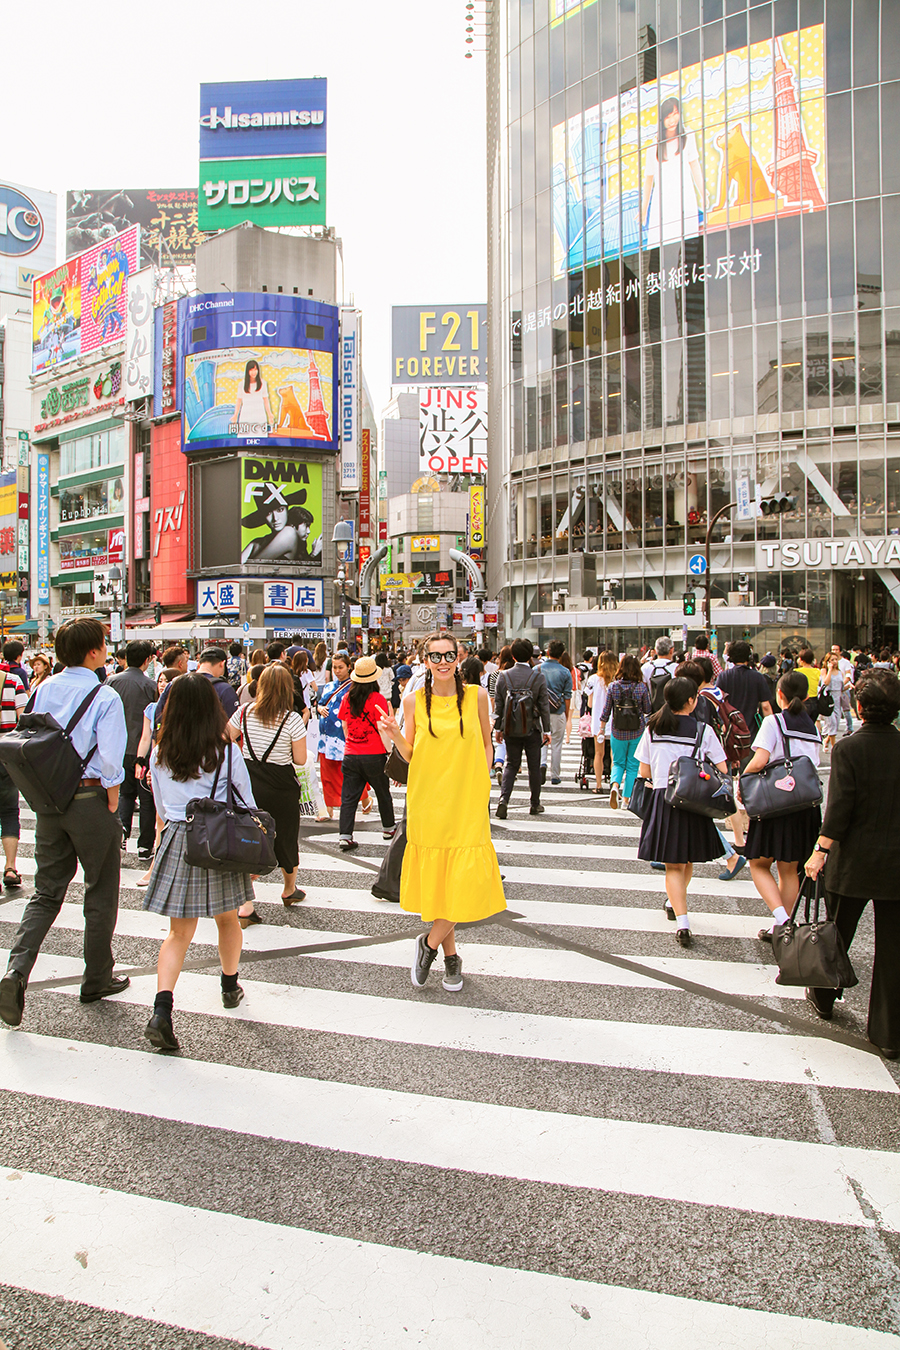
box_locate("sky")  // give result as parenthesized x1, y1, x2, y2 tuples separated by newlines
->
(1, 0, 488, 418)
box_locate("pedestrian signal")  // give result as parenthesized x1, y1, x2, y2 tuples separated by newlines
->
(682, 591, 697, 617)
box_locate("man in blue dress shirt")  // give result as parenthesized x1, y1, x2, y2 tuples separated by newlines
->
(0, 618, 129, 1026)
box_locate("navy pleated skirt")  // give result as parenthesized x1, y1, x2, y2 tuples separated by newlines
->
(637, 787, 724, 864)
(745, 804, 821, 863)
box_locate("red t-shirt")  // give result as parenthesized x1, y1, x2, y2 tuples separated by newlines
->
(338, 690, 389, 755)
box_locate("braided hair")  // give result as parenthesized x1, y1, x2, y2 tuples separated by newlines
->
(422, 631, 465, 739)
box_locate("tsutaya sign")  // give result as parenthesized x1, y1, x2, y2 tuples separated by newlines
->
(758, 537, 900, 570)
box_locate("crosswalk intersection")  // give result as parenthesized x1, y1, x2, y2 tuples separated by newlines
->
(0, 740, 897, 1348)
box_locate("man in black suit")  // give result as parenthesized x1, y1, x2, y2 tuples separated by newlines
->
(804, 668, 900, 1058)
(493, 638, 551, 818)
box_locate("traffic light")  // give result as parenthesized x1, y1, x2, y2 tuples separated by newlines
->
(682, 591, 696, 617)
(154, 602, 162, 625)
(759, 493, 796, 515)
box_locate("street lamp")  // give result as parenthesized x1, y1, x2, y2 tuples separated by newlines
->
(331, 520, 355, 647)
(107, 565, 126, 647)
(701, 502, 736, 633)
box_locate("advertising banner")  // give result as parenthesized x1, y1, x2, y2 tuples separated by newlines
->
(240, 456, 323, 566)
(197, 577, 323, 618)
(151, 419, 190, 605)
(420, 387, 488, 476)
(392, 305, 486, 384)
(411, 535, 440, 553)
(552, 24, 826, 273)
(0, 474, 17, 575)
(125, 268, 155, 399)
(32, 225, 139, 375)
(180, 293, 338, 452)
(469, 484, 485, 549)
(67, 190, 207, 268)
(35, 355, 123, 434)
(156, 300, 179, 416)
(198, 156, 326, 230)
(0, 182, 56, 297)
(37, 454, 50, 604)
(359, 428, 371, 536)
(340, 308, 360, 490)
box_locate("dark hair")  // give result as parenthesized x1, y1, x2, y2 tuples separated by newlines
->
(647, 675, 697, 736)
(510, 637, 534, 663)
(55, 617, 106, 667)
(675, 660, 705, 686)
(422, 631, 464, 738)
(693, 656, 714, 684)
(856, 669, 900, 724)
(2, 641, 23, 663)
(243, 359, 262, 393)
(616, 654, 642, 683)
(729, 641, 752, 665)
(777, 671, 810, 716)
(497, 645, 514, 670)
(126, 640, 154, 668)
(247, 663, 265, 698)
(658, 96, 687, 158)
(880, 647, 893, 662)
(477, 647, 492, 663)
(292, 651, 309, 674)
(374, 652, 389, 669)
(229, 642, 243, 658)
(156, 672, 227, 781)
(462, 656, 484, 685)
(266, 642, 286, 662)
(345, 677, 379, 719)
(799, 648, 815, 665)
(162, 645, 186, 667)
(693, 634, 709, 652)
(548, 639, 564, 659)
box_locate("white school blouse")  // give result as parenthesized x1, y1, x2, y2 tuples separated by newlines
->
(635, 720, 726, 790)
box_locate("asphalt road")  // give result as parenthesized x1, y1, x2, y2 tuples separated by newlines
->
(0, 737, 897, 1350)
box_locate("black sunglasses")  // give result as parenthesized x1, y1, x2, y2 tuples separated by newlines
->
(426, 650, 458, 664)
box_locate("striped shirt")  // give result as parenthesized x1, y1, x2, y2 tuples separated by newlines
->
(0, 669, 28, 733)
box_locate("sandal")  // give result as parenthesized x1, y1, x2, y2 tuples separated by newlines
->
(282, 890, 306, 906)
(360, 798, 373, 815)
(3, 868, 21, 889)
(239, 910, 263, 929)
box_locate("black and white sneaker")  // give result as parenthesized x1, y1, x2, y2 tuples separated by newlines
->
(442, 954, 464, 992)
(411, 933, 438, 988)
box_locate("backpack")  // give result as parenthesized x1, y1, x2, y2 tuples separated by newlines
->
(226, 655, 246, 691)
(717, 692, 753, 763)
(501, 668, 541, 737)
(612, 684, 641, 732)
(647, 662, 672, 713)
(0, 682, 103, 814)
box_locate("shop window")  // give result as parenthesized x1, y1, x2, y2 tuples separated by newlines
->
(58, 530, 109, 570)
(831, 317, 857, 407)
(59, 427, 125, 477)
(886, 457, 900, 533)
(58, 474, 124, 524)
(643, 463, 664, 548)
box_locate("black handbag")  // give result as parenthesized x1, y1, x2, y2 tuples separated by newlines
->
(627, 776, 652, 820)
(664, 723, 736, 820)
(739, 714, 822, 820)
(771, 876, 858, 989)
(386, 745, 409, 784)
(184, 742, 278, 875)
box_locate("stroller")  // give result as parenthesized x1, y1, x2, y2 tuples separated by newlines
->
(575, 696, 612, 791)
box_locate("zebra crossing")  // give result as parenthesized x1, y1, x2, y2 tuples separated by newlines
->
(0, 739, 897, 1348)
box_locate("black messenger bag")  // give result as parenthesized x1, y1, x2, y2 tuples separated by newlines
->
(184, 743, 278, 875)
(0, 683, 103, 815)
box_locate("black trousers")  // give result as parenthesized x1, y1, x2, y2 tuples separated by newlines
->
(819, 893, 900, 1052)
(8, 787, 123, 994)
(500, 729, 543, 808)
(339, 753, 395, 837)
(118, 754, 156, 853)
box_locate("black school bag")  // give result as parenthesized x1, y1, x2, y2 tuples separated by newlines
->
(0, 682, 103, 814)
(501, 668, 541, 737)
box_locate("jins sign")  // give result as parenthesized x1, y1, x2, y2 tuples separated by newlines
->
(758, 537, 900, 570)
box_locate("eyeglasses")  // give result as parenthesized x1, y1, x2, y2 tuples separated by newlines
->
(426, 651, 458, 664)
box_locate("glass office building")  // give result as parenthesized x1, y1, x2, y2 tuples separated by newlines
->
(486, 0, 900, 651)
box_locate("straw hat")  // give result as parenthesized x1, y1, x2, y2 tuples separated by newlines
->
(350, 655, 380, 684)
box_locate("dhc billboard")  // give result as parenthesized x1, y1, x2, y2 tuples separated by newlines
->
(178, 293, 339, 454)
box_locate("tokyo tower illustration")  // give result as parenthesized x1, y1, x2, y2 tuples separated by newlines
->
(304, 356, 331, 440)
(768, 42, 825, 209)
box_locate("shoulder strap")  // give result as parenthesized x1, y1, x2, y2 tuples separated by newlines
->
(260, 713, 290, 763)
(65, 682, 103, 737)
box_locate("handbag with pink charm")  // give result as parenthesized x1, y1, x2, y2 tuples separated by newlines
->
(739, 714, 823, 820)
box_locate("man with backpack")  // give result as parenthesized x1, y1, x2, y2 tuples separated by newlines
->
(0, 618, 129, 1027)
(715, 640, 773, 747)
(641, 637, 678, 711)
(493, 638, 551, 818)
(153, 646, 239, 728)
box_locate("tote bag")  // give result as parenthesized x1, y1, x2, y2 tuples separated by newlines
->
(739, 715, 822, 820)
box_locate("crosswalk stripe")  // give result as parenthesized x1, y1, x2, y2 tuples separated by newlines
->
(1, 1168, 893, 1350)
(0, 1034, 895, 1229)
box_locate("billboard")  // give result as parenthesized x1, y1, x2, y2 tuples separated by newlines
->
(67, 190, 208, 267)
(552, 24, 826, 272)
(469, 485, 485, 550)
(240, 456, 323, 566)
(37, 453, 50, 604)
(125, 268, 155, 399)
(197, 577, 325, 621)
(32, 225, 139, 375)
(419, 387, 488, 476)
(0, 182, 56, 297)
(392, 305, 486, 384)
(199, 80, 327, 230)
(340, 308, 359, 490)
(179, 293, 338, 452)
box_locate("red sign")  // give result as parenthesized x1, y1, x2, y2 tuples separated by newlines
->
(150, 419, 190, 604)
(358, 544, 371, 567)
(378, 519, 387, 541)
(107, 526, 125, 564)
(359, 427, 371, 537)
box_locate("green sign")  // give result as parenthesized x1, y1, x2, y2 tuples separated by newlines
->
(199, 155, 326, 229)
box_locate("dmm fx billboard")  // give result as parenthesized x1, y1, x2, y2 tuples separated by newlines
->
(339, 308, 360, 490)
(392, 305, 486, 384)
(199, 79, 327, 230)
(419, 387, 488, 476)
(0, 181, 56, 297)
(180, 293, 338, 452)
(241, 456, 323, 567)
(32, 225, 139, 375)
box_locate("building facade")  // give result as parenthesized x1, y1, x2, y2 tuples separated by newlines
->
(487, 0, 900, 652)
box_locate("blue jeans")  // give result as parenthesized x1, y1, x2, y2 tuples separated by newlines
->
(716, 825, 735, 859)
(610, 736, 640, 799)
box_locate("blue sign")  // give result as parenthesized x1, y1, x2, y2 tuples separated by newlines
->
(199, 80, 327, 162)
(37, 452, 50, 603)
(688, 554, 708, 576)
(178, 293, 339, 454)
(243, 621, 250, 632)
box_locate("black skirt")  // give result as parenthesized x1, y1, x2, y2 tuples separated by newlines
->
(745, 804, 821, 863)
(638, 787, 725, 864)
(246, 760, 300, 871)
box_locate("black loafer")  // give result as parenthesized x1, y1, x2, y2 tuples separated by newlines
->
(805, 987, 834, 1021)
(876, 1045, 899, 1060)
(495, 802, 508, 819)
(222, 984, 244, 1009)
(80, 975, 130, 1004)
(676, 928, 693, 947)
(371, 886, 399, 902)
(145, 1013, 179, 1052)
(529, 804, 545, 815)
(0, 971, 25, 1026)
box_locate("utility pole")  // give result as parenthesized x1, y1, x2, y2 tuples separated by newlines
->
(702, 502, 736, 633)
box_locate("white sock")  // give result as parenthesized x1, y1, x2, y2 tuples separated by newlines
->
(676, 913, 690, 930)
(772, 905, 790, 926)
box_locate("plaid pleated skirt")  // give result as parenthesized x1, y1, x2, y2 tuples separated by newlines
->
(141, 821, 254, 918)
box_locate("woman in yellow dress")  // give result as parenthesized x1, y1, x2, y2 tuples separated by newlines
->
(378, 631, 506, 992)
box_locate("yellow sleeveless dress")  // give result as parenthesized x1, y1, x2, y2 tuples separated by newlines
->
(400, 684, 507, 924)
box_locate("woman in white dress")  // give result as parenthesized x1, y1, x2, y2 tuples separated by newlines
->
(232, 359, 272, 436)
(641, 97, 706, 248)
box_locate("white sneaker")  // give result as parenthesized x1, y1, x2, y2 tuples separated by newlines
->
(609, 784, 620, 810)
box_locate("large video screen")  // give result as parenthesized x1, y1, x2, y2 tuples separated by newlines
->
(240, 456, 323, 566)
(553, 24, 826, 273)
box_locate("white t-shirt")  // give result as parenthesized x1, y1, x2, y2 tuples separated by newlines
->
(635, 721, 726, 789)
(587, 675, 608, 737)
(230, 704, 306, 766)
(641, 657, 677, 685)
(751, 713, 821, 768)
